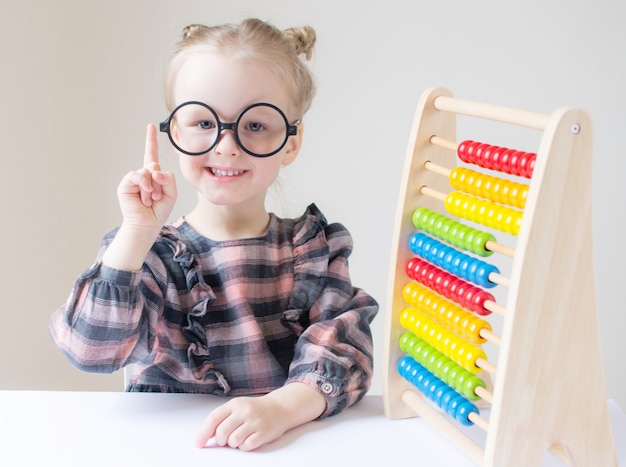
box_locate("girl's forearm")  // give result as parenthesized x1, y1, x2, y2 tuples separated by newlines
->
(101, 224, 160, 271)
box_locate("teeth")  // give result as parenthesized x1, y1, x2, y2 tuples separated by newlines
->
(211, 168, 244, 177)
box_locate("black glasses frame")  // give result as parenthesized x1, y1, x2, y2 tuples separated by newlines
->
(159, 101, 299, 158)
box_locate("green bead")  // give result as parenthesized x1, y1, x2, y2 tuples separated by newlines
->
(447, 365, 462, 387)
(420, 345, 433, 365)
(439, 359, 455, 384)
(454, 370, 469, 392)
(462, 375, 487, 400)
(454, 225, 472, 247)
(438, 218, 456, 243)
(432, 355, 452, 379)
(412, 207, 429, 229)
(426, 351, 439, 371)
(464, 229, 477, 252)
(398, 332, 412, 353)
(411, 339, 427, 360)
(471, 231, 496, 257)
(425, 213, 442, 234)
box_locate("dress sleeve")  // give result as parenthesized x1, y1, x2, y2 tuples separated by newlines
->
(48, 230, 166, 373)
(284, 205, 379, 417)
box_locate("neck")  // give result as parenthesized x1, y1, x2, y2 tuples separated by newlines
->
(184, 196, 271, 241)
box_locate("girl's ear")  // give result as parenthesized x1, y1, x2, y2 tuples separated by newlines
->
(281, 124, 303, 166)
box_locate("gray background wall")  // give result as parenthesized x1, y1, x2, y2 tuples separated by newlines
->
(1, 0, 624, 410)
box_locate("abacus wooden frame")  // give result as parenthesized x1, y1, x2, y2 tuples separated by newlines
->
(382, 87, 617, 466)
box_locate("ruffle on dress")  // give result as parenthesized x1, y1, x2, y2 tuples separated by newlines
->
(280, 204, 330, 336)
(160, 227, 231, 395)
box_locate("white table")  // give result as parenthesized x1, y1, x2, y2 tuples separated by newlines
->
(1, 391, 624, 466)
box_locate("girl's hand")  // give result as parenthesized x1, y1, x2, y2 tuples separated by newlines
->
(196, 383, 326, 451)
(101, 124, 178, 271)
(116, 124, 177, 234)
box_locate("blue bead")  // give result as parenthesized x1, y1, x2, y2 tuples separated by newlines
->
(459, 258, 472, 280)
(426, 380, 441, 402)
(450, 253, 463, 276)
(420, 373, 433, 391)
(446, 394, 464, 418)
(408, 233, 424, 255)
(421, 238, 434, 259)
(436, 245, 449, 265)
(475, 263, 499, 288)
(397, 356, 411, 374)
(443, 250, 456, 271)
(434, 385, 447, 405)
(439, 389, 456, 412)
(455, 400, 478, 426)
(467, 259, 480, 283)
(428, 243, 440, 264)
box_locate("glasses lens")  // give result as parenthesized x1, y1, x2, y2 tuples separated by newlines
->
(237, 104, 289, 157)
(169, 103, 219, 155)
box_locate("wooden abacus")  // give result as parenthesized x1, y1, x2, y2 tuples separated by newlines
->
(382, 87, 617, 466)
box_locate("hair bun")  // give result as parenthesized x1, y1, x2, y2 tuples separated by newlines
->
(181, 24, 208, 41)
(283, 26, 316, 60)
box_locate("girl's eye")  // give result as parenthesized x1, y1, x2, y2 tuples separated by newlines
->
(246, 121, 264, 132)
(198, 120, 214, 130)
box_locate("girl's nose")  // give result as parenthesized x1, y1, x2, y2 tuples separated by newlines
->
(214, 129, 240, 157)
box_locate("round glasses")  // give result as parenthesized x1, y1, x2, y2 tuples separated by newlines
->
(159, 101, 299, 157)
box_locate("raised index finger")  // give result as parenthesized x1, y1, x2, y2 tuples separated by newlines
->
(143, 123, 160, 170)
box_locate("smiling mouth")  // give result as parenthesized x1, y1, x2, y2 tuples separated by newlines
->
(210, 168, 247, 177)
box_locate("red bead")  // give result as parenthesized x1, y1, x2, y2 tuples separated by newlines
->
(447, 279, 460, 299)
(418, 263, 431, 283)
(527, 155, 536, 177)
(508, 151, 521, 176)
(471, 290, 495, 315)
(457, 140, 470, 163)
(440, 275, 453, 296)
(500, 149, 514, 174)
(426, 269, 438, 289)
(474, 143, 491, 168)
(463, 141, 475, 164)
(462, 287, 477, 309)
(517, 153, 530, 178)
(406, 258, 419, 279)
(451, 282, 463, 304)
(489, 146, 503, 171)
(433, 274, 446, 295)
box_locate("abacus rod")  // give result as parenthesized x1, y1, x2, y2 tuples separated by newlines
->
(468, 411, 490, 432)
(424, 160, 451, 177)
(479, 328, 502, 346)
(433, 95, 551, 130)
(485, 240, 515, 258)
(401, 390, 485, 465)
(429, 135, 458, 152)
(474, 385, 493, 404)
(476, 357, 497, 376)
(484, 299, 506, 316)
(420, 185, 447, 202)
(488, 272, 510, 287)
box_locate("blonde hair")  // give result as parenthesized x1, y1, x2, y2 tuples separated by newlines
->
(164, 18, 317, 120)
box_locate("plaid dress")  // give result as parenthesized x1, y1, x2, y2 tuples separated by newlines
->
(49, 204, 378, 417)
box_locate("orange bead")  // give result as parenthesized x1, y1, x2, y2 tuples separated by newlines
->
(499, 181, 512, 205)
(490, 179, 503, 203)
(466, 318, 491, 344)
(473, 174, 485, 196)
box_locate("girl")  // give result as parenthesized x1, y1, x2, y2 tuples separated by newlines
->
(49, 18, 378, 451)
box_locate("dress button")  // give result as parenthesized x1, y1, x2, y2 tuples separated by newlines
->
(320, 382, 334, 394)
